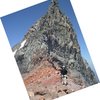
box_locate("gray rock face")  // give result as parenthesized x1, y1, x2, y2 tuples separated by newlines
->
(13, 0, 98, 85)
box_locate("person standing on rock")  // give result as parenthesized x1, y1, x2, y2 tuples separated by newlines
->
(60, 65, 68, 85)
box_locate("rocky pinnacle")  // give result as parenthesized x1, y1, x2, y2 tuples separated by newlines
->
(13, 0, 98, 86)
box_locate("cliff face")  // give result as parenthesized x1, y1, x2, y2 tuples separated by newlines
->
(12, 0, 98, 99)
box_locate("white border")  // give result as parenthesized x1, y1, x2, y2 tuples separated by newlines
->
(0, 0, 100, 100)
(0, 0, 46, 17)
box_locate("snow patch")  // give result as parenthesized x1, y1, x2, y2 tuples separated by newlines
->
(13, 49, 17, 55)
(19, 40, 26, 49)
(12, 40, 26, 55)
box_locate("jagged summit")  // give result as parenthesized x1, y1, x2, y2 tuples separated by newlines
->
(12, 1, 98, 99)
(51, 0, 58, 6)
(48, 0, 60, 15)
(50, 0, 59, 8)
(51, 0, 58, 4)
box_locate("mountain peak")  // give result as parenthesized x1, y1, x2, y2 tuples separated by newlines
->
(48, 0, 60, 13)
(51, 0, 58, 5)
(12, 1, 98, 99)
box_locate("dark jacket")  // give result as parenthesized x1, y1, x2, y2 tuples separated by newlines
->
(60, 68, 67, 75)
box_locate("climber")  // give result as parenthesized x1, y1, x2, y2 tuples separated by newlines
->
(60, 65, 68, 85)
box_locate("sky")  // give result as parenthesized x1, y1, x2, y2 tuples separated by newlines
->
(1, 0, 96, 72)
